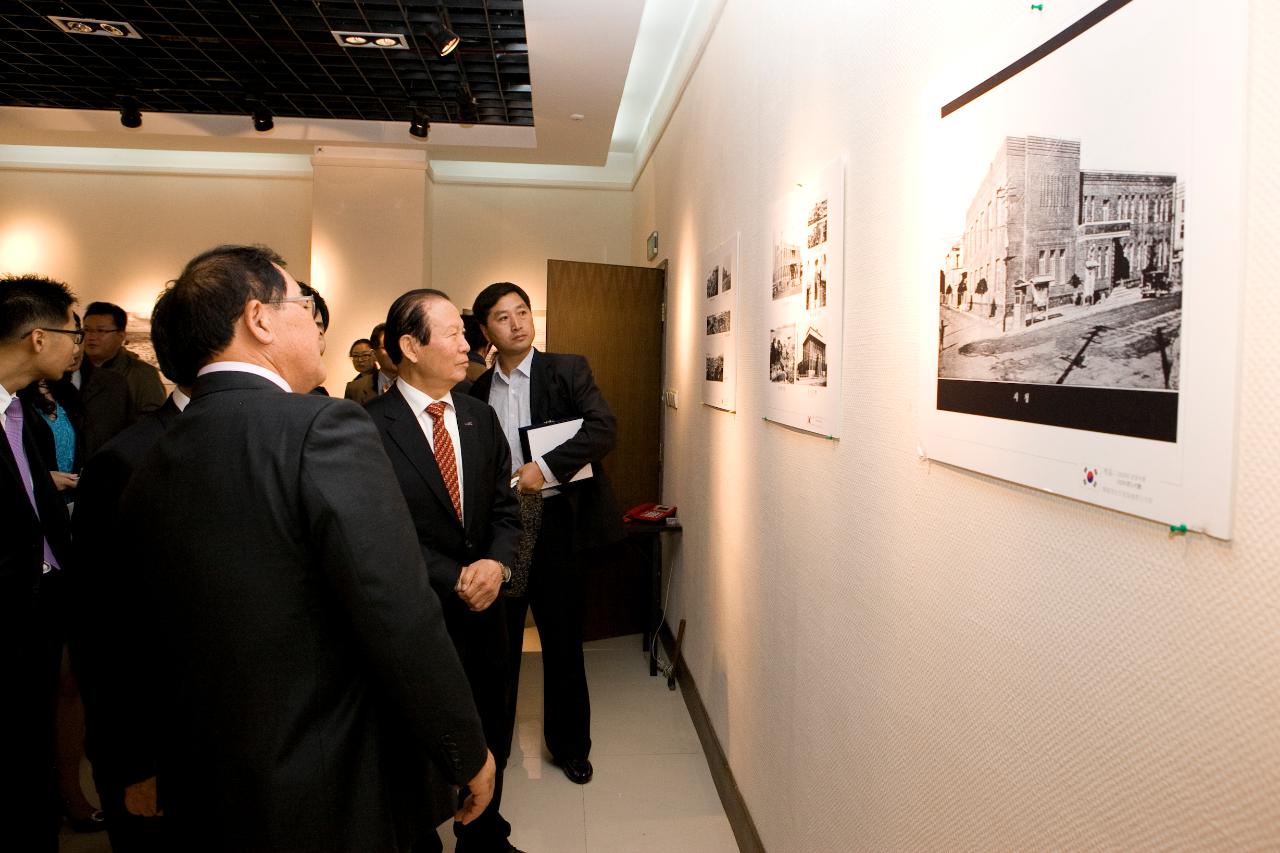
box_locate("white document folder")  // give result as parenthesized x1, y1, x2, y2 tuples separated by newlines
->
(519, 418, 593, 489)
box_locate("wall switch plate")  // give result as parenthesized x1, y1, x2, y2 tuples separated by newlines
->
(664, 389, 679, 409)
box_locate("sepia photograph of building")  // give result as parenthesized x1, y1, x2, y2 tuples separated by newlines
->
(797, 327, 827, 386)
(772, 238, 802, 300)
(937, 135, 1182, 391)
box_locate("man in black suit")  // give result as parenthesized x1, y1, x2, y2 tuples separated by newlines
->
(367, 289, 524, 853)
(110, 245, 494, 852)
(0, 274, 82, 852)
(470, 282, 623, 785)
(70, 284, 193, 853)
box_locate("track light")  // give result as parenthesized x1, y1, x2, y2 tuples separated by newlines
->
(119, 96, 141, 128)
(455, 89, 478, 124)
(252, 106, 273, 132)
(424, 15, 459, 56)
(409, 108, 430, 139)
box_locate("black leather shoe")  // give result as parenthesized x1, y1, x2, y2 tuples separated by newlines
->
(554, 756, 593, 784)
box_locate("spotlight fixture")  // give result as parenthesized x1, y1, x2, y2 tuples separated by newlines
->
(424, 13, 459, 57)
(408, 108, 430, 139)
(252, 106, 273, 132)
(119, 96, 142, 129)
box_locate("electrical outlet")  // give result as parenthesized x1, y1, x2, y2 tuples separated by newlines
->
(664, 389, 679, 409)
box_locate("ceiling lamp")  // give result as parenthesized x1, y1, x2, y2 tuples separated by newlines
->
(119, 96, 142, 128)
(409, 108, 430, 139)
(252, 106, 274, 132)
(455, 89, 478, 123)
(424, 13, 459, 57)
(333, 31, 407, 50)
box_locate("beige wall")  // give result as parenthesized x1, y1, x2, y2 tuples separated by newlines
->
(430, 182, 632, 313)
(0, 168, 311, 332)
(635, 0, 1280, 849)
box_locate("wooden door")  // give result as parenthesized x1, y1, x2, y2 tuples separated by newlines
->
(546, 259, 665, 640)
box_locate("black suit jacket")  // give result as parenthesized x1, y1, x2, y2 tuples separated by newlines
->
(470, 350, 623, 552)
(0, 396, 72, 840)
(114, 371, 486, 852)
(0, 396, 72, 668)
(70, 395, 182, 786)
(366, 387, 520, 599)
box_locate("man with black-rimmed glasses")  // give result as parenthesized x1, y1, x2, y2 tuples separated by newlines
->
(0, 274, 82, 852)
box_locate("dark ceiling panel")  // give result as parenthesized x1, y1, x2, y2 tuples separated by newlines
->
(0, 0, 532, 127)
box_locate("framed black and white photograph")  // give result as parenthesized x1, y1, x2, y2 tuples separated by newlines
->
(919, 0, 1247, 537)
(764, 158, 845, 437)
(702, 233, 739, 411)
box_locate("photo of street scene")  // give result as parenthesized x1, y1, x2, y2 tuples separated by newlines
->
(769, 324, 795, 383)
(706, 266, 719, 298)
(706, 310, 731, 335)
(706, 354, 724, 381)
(719, 260, 731, 292)
(771, 237, 802, 300)
(937, 136, 1183, 438)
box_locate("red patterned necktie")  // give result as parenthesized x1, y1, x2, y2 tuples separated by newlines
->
(426, 401, 462, 522)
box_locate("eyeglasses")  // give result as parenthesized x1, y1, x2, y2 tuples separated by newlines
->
(271, 296, 319, 320)
(39, 328, 86, 345)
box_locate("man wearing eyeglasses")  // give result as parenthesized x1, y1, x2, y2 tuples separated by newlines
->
(0, 274, 81, 852)
(109, 245, 494, 852)
(82, 302, 166, 419)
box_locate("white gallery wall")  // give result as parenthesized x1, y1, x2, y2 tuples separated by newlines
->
(634, 0, 1280, 848)
(0, 165, 312, 325)
(430, 182, 632, 312)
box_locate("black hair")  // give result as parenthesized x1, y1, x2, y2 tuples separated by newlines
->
(84, 301, 128, 331)
(153, 244, 288, 384)
(370, 323, 387, 348)
(384, 289, 450, 365)
(462, 312, 488, 353)
(471, 282, 531, 326)
(298, 282, 329, 331)
(0, 274, 77, 341)
(348, 338, 373, 355)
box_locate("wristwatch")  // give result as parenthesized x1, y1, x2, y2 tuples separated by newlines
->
(498, 561, 513, 584)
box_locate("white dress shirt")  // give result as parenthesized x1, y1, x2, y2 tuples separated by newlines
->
(397, 377, 465, 522)
(0, 383, 14, 431)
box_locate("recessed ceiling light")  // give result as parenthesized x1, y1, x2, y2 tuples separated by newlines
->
(333, 31, 406, 49)
(49, 15, 141, 39)
(569, 113, 585, 122)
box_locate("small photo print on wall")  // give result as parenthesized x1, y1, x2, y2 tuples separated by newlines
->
(701, 233, 740, 411)
(771, 236, 803, 300)
(706, 354, 724, 381)
(763, 158, 844, 437)
(796, 326, 828, 387)
(769, 324, 795, 384)
(705, 310, 731, 335)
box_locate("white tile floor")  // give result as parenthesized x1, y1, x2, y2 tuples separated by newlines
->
(60, 632, 739, 853)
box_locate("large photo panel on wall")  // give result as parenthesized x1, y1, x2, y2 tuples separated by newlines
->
(919, 0, 1246, 538)
(764, 159, 844, 438)
(702, 234, 739, 411)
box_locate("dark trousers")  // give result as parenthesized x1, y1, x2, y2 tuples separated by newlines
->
(503, 497, 591, 762)
(0, 569, 63, 853)
(443, 595, 512, 853)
